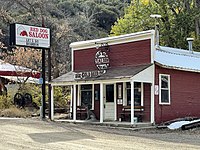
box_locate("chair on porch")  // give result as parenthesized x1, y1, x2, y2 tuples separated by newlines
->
(76, 106, 87, 120)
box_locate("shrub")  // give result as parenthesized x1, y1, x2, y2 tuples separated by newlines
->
(0, 95, 12, 109)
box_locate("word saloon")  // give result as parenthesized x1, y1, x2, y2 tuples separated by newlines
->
(10, 23, 50, 49)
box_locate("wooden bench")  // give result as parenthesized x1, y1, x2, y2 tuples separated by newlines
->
(120, 106, 144, 122)
(76, 106, 87, 120)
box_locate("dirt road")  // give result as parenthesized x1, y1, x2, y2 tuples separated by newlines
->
(0, 118, 200, 150)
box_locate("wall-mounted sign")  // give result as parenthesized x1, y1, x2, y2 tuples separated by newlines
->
(75, 50, 110, 80)
(10, 23, 50, 49)
(95, 51, 110, 70)
(75, 70, 106, 79)
(155, 85, 159, 95)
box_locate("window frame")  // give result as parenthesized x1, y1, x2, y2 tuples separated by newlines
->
(159, 74, 171, 105)
(126, 82, 143, 106)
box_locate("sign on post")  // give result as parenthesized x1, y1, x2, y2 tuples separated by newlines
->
(10, 23, 50, 49)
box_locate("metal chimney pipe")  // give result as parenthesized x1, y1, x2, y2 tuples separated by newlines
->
(187, 38, 194, 53)
(150, 14, 161, 49)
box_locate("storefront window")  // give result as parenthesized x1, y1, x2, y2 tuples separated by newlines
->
(81, 84, 92, 109)
(127, 82, 142, 106)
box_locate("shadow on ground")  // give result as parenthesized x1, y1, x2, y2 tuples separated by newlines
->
(28, 130, 94, 144)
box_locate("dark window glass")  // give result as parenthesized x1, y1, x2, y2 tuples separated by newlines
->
(106, 84, 114, 102)
(161, 89, 169, 103)
(127, 82, 141, 106)
(161, 76, 168, 88)
(81, 85, 92, 109)
(81, 85, 92, 90)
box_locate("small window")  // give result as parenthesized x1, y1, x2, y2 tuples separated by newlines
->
(159, 74, 170, 104)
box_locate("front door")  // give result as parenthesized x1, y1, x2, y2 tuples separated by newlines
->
(104, 84, 115, 120)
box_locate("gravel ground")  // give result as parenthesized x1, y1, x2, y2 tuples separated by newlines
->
(0, 118, 200, 150)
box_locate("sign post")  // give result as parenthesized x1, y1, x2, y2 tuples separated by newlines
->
(10, 23, 50, 119)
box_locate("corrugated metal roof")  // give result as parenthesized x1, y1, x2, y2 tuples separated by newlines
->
(155, 46, 200, 72)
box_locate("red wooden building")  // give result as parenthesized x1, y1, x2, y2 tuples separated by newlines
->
(51, 30, 200, 124)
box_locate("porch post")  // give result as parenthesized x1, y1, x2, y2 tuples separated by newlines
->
(100, 83, 104, 123)
(50, 85, 54, 120)
(70, 85, 73, 119)
(150, 83, 155, 124)
(151, 64, 155, 124)
(73, 84, 77, 121)
(114, 83, 117, 121)
(77, 85, 80, 106)
(131, 81, 135, 125)
(123, 82, 127, 106)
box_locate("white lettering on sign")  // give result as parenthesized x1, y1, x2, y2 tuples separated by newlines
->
(15, 24, 50, 48)
(75, 70, 106, 79)
(75, 50, 110, 80)
(95, 51, 110, 70)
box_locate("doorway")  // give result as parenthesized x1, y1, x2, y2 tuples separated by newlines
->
(104, 84, 115, 120)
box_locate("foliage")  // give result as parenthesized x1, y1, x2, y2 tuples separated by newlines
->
(111, 0, 200, 50)
(54, 86, 70, 108)
(0, 0, 130, 78)
(15, 83, 42, 107)
(0, 95, 12, 109)
(15, 83, 70, 108)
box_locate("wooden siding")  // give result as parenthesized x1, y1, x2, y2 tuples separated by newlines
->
(74, 39, 151, 71)
(155, 65, 200, 124)
(94, 84, 100, 119)
(143, 83, 151, 122)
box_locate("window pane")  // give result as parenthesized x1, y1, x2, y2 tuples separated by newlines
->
(134, 89, 141, 106)
(161, 76, 168, 88)
(126, 82, 141, 106)
(106, 85, 114, 102)
(81, 85, 92, 90)
(126, 82, 131, 88)
(161, 89, 169, 103)
(81, 91, 92, 109)
(127, 89, 131, 105)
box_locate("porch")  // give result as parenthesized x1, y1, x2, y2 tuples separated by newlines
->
(50, 64, 155, 125)
(55, 119, 154, 129)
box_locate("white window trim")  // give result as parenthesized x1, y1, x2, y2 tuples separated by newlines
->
(159, 74, 171, 105)
(141, 82, 144, 106)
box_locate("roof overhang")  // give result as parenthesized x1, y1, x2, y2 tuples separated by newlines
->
(51, 64, 153, 86)
(155, 62, 200, 73)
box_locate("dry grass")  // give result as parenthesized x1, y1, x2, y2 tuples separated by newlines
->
(0, 107, 32, 118)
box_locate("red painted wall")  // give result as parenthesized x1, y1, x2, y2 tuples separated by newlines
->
(94, 84, 100, 119)
(116, 82, 151, 122)
(155, 65, 200, 124)
(143, 83, 151, 122)
(74, 39, 151, 71)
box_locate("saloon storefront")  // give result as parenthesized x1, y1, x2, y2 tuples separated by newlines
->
(51, 30, 155, 125)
